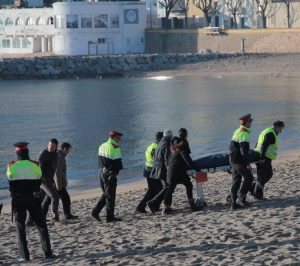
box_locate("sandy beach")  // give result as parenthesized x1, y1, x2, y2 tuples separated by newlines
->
(1, 53, 300, 265)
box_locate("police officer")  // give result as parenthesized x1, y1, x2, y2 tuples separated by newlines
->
(229, 114, 254, 210)
(253, 120, 285, 199)
(135, 131, 163, 214)
(91, 131, 123, 223)
(6, 142, 54, 262)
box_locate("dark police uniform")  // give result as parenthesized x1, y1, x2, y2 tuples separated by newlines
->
(229, 114, 254, 209)
(254, 121, 284, 199)
(6, 142, 53, 261)
(136, 132, 163, 213)
(91, 131, 123, 223)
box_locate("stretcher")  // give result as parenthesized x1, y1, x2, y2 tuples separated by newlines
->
(190, 150, 260, 208)
(193, 149, 260, 173)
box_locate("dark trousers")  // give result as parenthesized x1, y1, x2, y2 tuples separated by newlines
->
(40, 178, 60, 219)
(231, 163, 254, 203)
(13, 193, 52, 260)
(92, 171, 117, 220)
(57, 188, 71, 216)
(164, 175, 193, 207)
(256, 158, 273, 186)
(137, 177, 163, 211)
(147, 178, 167, 208)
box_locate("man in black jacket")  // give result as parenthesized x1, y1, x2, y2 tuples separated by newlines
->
(146, 129, 172, 213)
(161, 128, 200, 215)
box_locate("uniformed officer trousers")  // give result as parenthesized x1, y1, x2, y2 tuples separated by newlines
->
(93, 171, 117, 220)
(256, 158, 273, 187)
(12, 193, 52, 260)
(231, 163, 254, 203)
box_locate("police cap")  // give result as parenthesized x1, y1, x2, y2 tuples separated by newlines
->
(239, 113, 253, 123)
(14, 142, 29, 151)
(273, 120, 285, 128)
(109, 130, 123, 138)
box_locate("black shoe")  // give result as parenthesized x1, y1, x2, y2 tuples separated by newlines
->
(65, 214, 78, 220)
(237, 198, 251, 208)
(106, 217, 122, 223)
(147, 202, 156, 214)
(17, 257, 30, 262)
(44, 253, 56, 259)
(135, 208, 148, 214)
(161, 208, 175, 216)
(230, 203, 243, 211)
(91, 211, 101, 222)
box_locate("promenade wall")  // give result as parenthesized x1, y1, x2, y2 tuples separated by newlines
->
(145, 29, 300, 54)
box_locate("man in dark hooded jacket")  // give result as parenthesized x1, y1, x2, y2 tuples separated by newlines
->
(146, 129, 172, 213)
(162, 128, 200, 215)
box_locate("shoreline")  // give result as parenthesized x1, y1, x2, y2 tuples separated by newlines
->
(1, 53, 300, 80)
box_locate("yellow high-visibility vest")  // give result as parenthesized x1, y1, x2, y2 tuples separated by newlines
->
(255, 127, 278, 160)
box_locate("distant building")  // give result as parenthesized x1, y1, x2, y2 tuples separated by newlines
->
(0, 1, 146, 55)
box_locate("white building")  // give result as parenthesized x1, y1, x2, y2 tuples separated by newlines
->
(0, 1, 146, 55)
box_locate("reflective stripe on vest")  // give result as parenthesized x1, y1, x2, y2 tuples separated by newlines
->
(232, 125, 250, 143)
(98, 137, 122, 160)
(145, 142, 157, 168)
(6, 160, 42, 181)
(255, 127, 278, 160)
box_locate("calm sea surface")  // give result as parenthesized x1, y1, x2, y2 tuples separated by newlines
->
(1, 75, 300, 192)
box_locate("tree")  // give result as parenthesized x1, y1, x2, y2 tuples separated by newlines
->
(283, 0, 292, 28)
(159, 0, 180, 19)
(255, 0, 272, 28)
(195, 0, 214, 26)
(178, 0, 190, 28)
(225, 0, 245, 28)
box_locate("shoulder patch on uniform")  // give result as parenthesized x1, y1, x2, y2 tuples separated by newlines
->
(7, 160, 16, 167)
(30, 160, 40, 166)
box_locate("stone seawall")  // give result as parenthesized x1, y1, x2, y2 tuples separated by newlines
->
(0, 53, 232, 80)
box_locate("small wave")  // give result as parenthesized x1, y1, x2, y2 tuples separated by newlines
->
(147, 76, 173, 81)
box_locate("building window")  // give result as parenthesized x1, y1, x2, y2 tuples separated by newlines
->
(26, 17, 34, 25)
(98, 37, 106, 44)
(110, 15, 119, 28)
(37, 17, 45, 25)
(47, 17, 53, 25)
(141, 37, 144, 43)
(94, 14, 108, 28)
(67, 15, 78, 28)
(13, 38, 21, 48)
(2, 39, 11, 48)
(16, 18, 24, 26)
(5, 18, 13, 26)
(22, 38, 31, 48)
(55, 15, 63, 28)
(81, 15, 92, 28)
